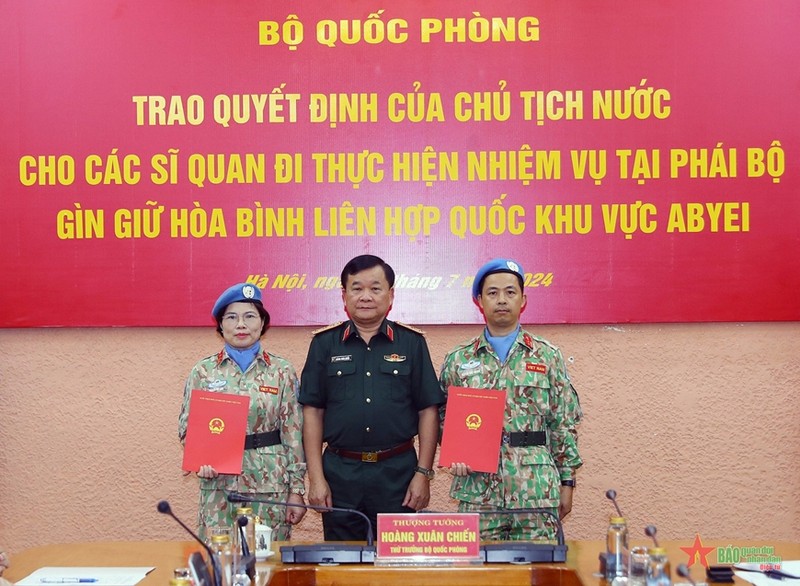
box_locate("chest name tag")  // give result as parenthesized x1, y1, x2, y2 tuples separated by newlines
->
(526, 363, 547, 374)
(260, 386, 279, 394)
(331, 355, 352, 363)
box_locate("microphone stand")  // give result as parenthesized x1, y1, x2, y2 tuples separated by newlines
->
(157, 501, 221, 586)
(235, 516, 256, 583)
(226, 492, 376, 564)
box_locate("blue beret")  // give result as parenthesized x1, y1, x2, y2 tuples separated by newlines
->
(472, 258, 524, 300)
(212, 283, 263, 317)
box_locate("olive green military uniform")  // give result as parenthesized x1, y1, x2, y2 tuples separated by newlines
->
(439, 328, 582, 541)
(299, 319, 444, 541)
(179, 348, 305, 541)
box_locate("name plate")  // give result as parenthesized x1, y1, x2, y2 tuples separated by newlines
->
(375, 512, 481, 564)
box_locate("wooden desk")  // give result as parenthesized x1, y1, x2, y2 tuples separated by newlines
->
(6, 540, 799, 586)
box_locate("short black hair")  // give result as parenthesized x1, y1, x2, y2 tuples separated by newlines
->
(214, 300, 270, 337)
(341, 254, 395, 289)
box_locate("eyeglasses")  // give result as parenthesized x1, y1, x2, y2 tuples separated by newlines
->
(221, 312, 262, 326)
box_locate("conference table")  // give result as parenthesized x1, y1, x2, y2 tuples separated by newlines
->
(6, 540, 799, 585)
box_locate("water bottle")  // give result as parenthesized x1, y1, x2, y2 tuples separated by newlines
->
(646, 547, 672, 586)
(210, 533, 233, 586)
(629, 546, 650, 586)
(606, 516, 629, 582)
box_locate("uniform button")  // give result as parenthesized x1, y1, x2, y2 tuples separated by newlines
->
(393, 369, 398, 375)
(337, 370, 342, 376)
(366, 398, 371, 403)
(366, 371, 371, 377)
(366, 427, 371, 432)
(367, 347, 371, 351)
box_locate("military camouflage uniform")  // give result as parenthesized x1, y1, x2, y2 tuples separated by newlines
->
(439, 328, 582, 541)
(179, 348, 305, 541)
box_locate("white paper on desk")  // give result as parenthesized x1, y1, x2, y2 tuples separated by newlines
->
(734, 560, 800, 586)
(15, 567, 155, 586)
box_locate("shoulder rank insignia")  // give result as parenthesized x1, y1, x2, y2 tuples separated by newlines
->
(394, 321, 426, 335)
(311, 321, 343, 336)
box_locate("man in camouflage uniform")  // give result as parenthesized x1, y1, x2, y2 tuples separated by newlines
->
(439, 259, 582, 541)
(179, 283, 306, 541)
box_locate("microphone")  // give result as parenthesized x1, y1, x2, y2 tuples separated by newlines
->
(226, 492, 375, 564)
(157, 500, 220, 586)
(600, 491, 625, 577)
(236, 516, 251, 557)
(476, 508, 567, 563)
(605, 489, 624, 517)
(235, 516, 256, 583)
(226, 491, 374, 547)
(677, 563, 697, 586)
(644, 524, 660, 547)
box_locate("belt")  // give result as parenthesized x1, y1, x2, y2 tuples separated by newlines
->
(502, 430, 547, 447)
(327, 439, 415, 463)
(244, 429, 281, 449)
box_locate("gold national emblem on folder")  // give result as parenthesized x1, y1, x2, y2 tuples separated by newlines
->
(208, 417, 225, 434)
(465, 413, 482, 430)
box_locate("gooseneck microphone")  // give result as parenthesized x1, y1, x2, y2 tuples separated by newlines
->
(236, 516, 250, 557)
(235, 516, 256, 583)
(677, 563, 697, 586)
(157, 500, 220, 586)
(644, 524, 660, 547)
(475, 508, 568, 563)
(226, 491, 374, 547)
(605, 489, 624, 517)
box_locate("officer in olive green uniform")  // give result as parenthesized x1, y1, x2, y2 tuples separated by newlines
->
(439, 259, 582, 541)
(300, 255, 444, 541)
(179, 283, 306, 541)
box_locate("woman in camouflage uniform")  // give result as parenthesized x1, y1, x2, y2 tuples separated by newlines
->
(179, 283, 306, 541)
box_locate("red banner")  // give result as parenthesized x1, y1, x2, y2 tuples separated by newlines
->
(2, 1, 798, 326)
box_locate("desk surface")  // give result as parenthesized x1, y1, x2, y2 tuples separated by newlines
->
(6, 540, 799, 586)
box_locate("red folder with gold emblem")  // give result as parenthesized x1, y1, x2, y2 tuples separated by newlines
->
(439, 386, 506, 474)
(182, 389, 250, 474)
